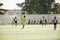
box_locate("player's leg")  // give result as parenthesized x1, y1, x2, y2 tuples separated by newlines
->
(15, 21, 17, 26)
(22, 25, 24, 29)
(44, 23, 46, 26)
(54, 23, 56, 30)
(55, 24, 57, 30)
(42, 23, 43, 27)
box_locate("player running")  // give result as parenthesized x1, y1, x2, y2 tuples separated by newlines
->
(21, 16, 26, 29)
(13, 16, 18, 26)
(41, 17, 47, 26)
(52, 17, 58, 30)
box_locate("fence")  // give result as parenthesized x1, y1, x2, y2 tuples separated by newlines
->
(0, 10, 22, 25)
(22, 14, 60, 24)
(0, 10, 60, 24)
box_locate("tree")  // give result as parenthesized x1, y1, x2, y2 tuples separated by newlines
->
(0, 3, 3, 14)
(0, 3, 7, 15)
(0, 3, 3, 6)
(17, 0, 56, 14)
(51, 3, 60, 14)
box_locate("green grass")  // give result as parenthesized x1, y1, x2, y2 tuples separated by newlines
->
(0, 25, 60, 40)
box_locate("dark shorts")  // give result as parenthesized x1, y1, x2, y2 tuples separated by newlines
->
(15, 21, 17, 23)
(54, 23, 57, 25)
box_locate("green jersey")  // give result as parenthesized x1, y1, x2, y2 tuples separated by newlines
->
(22, 18, 26, 25)
(41, 18, 46, 23)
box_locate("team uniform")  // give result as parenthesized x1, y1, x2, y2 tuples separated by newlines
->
(52, 17, 58, 30)
(41, 18, 47, 26)
(13, 17, 18, 25)
(21, 17, 26, 29)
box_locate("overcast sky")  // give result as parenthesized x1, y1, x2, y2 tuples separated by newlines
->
(0, 0, 25, 10)
(56, 0, 60, 3)
(0, 0, 60, 10)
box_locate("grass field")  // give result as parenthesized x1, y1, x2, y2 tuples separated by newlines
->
(0, 24, 60, 40)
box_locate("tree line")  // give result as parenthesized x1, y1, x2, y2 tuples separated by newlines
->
(17, 0, 60, 14)
(0, 0, 60, 15)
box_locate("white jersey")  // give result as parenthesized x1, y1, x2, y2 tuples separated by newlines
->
(13, 17, 18, 21)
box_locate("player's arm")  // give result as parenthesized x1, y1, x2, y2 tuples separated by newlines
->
(21, 19, 23, 24)
(52, 19, 54, 24)
(45, 19, 47, 23)
(56, 20, 58, 23)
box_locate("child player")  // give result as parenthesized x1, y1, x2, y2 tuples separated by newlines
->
(52, 17, 58, 30)
(21, 16, 26, 29)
